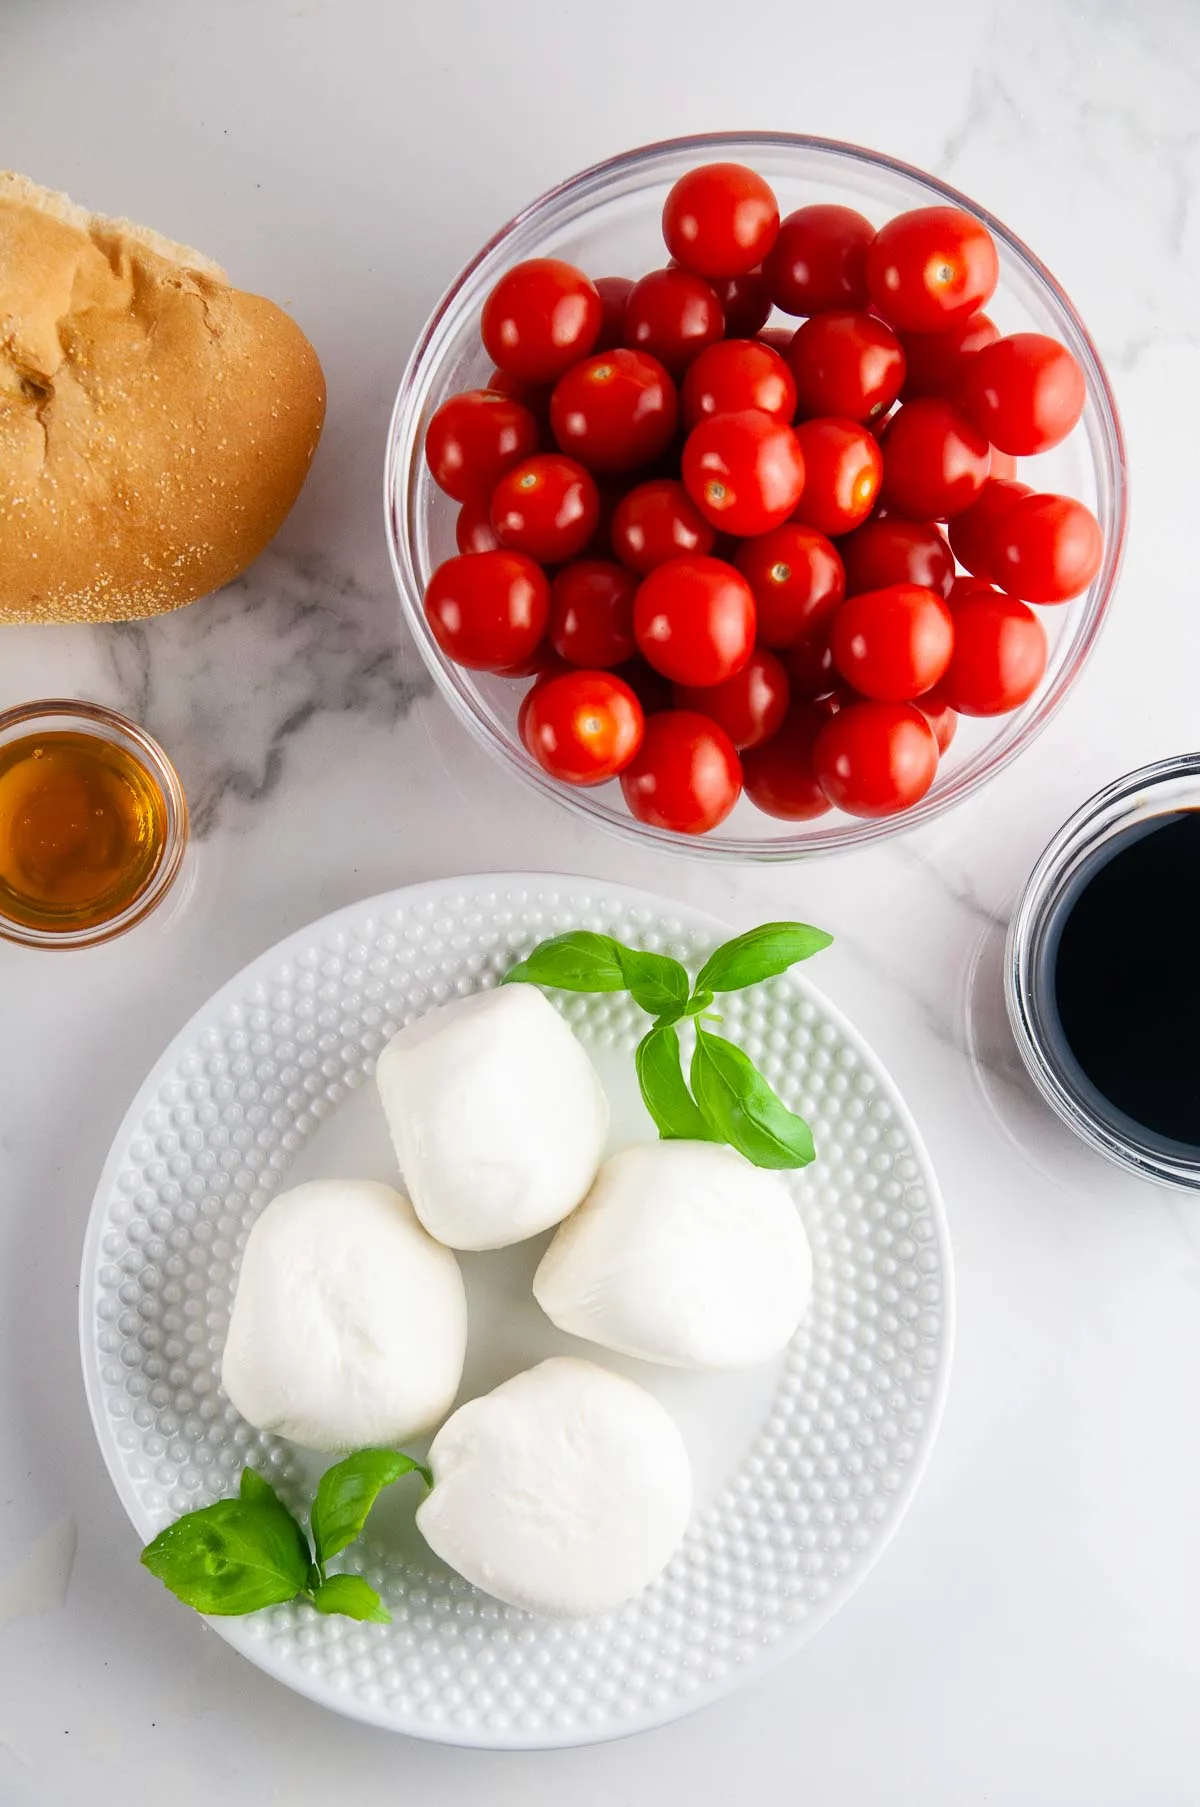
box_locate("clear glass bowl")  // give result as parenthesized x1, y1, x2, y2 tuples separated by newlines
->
(385, 132, 1127, 861)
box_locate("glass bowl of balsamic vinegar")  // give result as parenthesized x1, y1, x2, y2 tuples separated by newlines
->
(1007, 754, 1200, 1189)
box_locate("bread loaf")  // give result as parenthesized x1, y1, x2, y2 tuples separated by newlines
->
(0, 173, 326, 623)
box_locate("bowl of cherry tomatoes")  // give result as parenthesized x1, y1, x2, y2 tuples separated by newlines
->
(385, 132, 1126, 857)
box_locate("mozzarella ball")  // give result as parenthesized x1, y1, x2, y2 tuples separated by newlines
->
(416, 1356, 692, 1617)
(375, 985, 609, 1250)
(533, 1140, 813, 1369)
(221, 1179, 466, 1452)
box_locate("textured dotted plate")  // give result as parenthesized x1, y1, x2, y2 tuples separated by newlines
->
(80, 874, 952, 1748)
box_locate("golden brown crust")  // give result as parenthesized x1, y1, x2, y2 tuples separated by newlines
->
(0, 173, 326, 624)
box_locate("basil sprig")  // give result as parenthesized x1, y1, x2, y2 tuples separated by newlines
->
(141, 1449, 430, 1623)
(505, 920, 831, 1169)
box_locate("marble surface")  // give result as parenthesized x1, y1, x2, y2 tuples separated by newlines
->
(2, 0, 1199, 1800)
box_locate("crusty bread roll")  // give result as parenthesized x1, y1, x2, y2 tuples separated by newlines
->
(0, 173, 326, 623)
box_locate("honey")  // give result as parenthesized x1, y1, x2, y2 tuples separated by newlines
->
(0, 729, 170, 935)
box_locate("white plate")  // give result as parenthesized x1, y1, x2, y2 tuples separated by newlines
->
(80, 874, 953, 1749)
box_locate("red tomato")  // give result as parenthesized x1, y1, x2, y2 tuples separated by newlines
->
(830, 582, 954, 701)
(915, 685, 958, 752)
(490, 453, 600, 563)
(734, 523, 845, 648)
(633, 555, 756, 686)
(790, 418, 882, 536)
(959, 332, 1086, 454)
(621, 710, 742, 834)
(502, 643, 567, 682)
(456, 494, 503, 555)
(947, 477, 1032, 578)
(682, 409, 806, 535)
(425, 389, 540, 502)
(763, 204, 874, 315)
(786, 311, 905, 423)
(707, 267, 772, 337)
(622, 268, 724, 375)
(839, 517, 954, 598)
(989, 446, 1019, 481)
(757, 326, 794, 353)
(486, 366, 552, 437)
(939, 591, 1047, 714)
(548, 561, 637, 668)
(520, 668, 644, 784)
(900, 312, 998, 400)
(879, 399, 990, 519)
(610, 478, 715, 573)
(784, 629, 838, 699)
(482, 258, 603, 383)
(988, 492, 1103, 603)
(681, 338, 797, 429)
(593, 276, 635, 352)
(550, 348, 678, 474)
(947, 574, 1000, 607)
(741, 705, 833, 820)
(424, 550, 550, 671)
(612, 657, 674, 717)
(662, 162, 780, 279)
(813, 700, 939, 817)
(673, 647, 791, 750)
(866, 207, 999, 333)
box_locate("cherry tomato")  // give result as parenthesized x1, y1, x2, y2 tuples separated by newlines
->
(947, 478, 1031, 579)
(879, 399, 990, 519)
(482, 257, 602, 383)
(787, 312, 905, 423)
(520, 668, 644, 784)
(813, 700, 939, 817)
(830, 582, 954, 701)
(707, 267, 772, 336)
(662, 162, 780, 279)
(490, 453, 600, 563)
(548, 560, 637, 668)
(633, 555, 756, 686)
(757, 326, 794, 353)
(988, 491, 1104, 603)
(915, 685, 958, 753)
(622, 268, 724, 375)
(612, 657, 674, 717)
(621, 711, 742, 834)
(673, 647, 791, 750)
(763, 204, 874, 315)
(424, 550, 550, 671)
(610, 478, 715, 573)
(456, 493, 502, 555)
(839, 517, 954, 598)
(741, 704, 833, 820)
(989, 446, 1019, 481)
(939, 590, 1047, 714)
(900, 312, 998, 400)
(681, 338, 797, 430)
(959, 332, 1086, 454)
(682, 409, 806, 535)
(425, 389, 540, 502)
(593, 276, 635, 352)
(503, 643, 567, 682)
(486, 366, 552, 436)
(550, 348, 678, 474)
(790, 418, 882, 536)
(867, 207, 998, 333)
(947, 574, 1000, 607)
(784, 629, 838, 699)
(734, 523, 845, 648)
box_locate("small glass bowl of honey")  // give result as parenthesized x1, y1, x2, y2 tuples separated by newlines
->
(0, 700, 188, 950)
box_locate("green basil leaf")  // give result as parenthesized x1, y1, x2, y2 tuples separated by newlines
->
(636, 1024, 721, 1142)
(310, 1449, 431, 1567)
(695, 922, 833, 994)
(691, 1025, 816, 1169)
(310, 1573, 391, 1624)
(616, 948, 690, 1017)
(141, 1492, 311, 1616)
(503, 932, 627, 992)
(680, 989, 714, 1019)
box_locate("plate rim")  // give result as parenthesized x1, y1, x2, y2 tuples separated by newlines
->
(79, 870, 955, 1749)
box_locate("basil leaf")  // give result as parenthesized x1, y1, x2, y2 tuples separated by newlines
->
(141, 1492, 311, 1616)
(691, 1025, 816, 1169)
(680, 989, 714, 1019)
(695, 922, 833, 994)
(636, 1024, 721, 1142)
(503, 932, 627, 992)
(310, 1573, 391, 1624)
(310, 1449, 431, 1567)
(616, 948, 690, 1017)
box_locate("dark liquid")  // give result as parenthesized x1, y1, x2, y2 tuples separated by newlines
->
(1050, 810, 1200, 1149)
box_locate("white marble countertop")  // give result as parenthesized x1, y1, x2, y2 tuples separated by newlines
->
(3, 0, 1199, 1800)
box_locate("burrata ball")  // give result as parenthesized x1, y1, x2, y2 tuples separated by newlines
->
(533, 1140, 813, 1369)
(375, 985, 609, 1250)
(220, 1179, 466, 1451)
